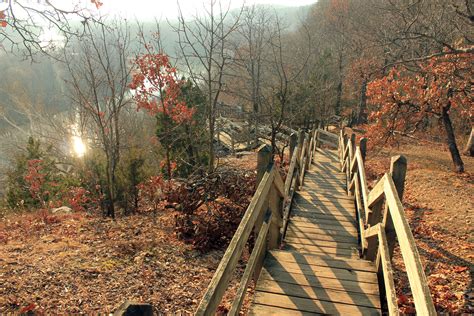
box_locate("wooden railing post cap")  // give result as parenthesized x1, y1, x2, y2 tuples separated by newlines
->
(391, 155, 407, 166)
(257, 144, 272, 153)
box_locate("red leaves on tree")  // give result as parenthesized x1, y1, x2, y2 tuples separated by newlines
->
(130, 53, 195, 124)
(24, 159, 46, 204)
(366, 51, 473, 145)
(90, 0, 103, 9)
(0, 11, 7, 27)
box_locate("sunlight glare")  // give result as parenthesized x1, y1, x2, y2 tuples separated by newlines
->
(72, 135, 86, 158)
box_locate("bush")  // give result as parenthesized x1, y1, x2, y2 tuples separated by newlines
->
(173, 167, 256, 251)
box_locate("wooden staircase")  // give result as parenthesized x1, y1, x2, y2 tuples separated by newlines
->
(249, 148, 381, 315)
(195, 128, 436, 316)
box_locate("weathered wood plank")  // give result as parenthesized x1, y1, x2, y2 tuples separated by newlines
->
(289, 216, 357, 230)
(249, 304, 322, 316)
(377, 225, 399, 316)
(291, 209, 356, 223)
(288, 223, 358, 237)
(259, 268, 380, 295)
(384, 176, 436, 315)
(256, 279, 381, 308)
(267, 250, 375, 272)
(286, 229, 358, 244)
(253, 292, 381, 315)
(285, 237, 357, 250)
(292, 208, 356, 225)
(289, 219, 358, 233)
(284, 244, 360, 259)
(264, 259, 377, 283)
(228, 211, 271, 316)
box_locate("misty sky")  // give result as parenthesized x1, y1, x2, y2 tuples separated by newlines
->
(97, 0, 317, 20)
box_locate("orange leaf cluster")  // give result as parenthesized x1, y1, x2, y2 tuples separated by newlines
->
(366, 51, 473, 143)
(130, 53, 195, 124)
(0, 11, 7, 27)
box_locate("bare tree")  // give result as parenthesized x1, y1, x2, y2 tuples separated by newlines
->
(0, 0, 101, 57)
(173, 0, 242, 172)
(63, 19, 134, 218)
(259, 13, 311, 157)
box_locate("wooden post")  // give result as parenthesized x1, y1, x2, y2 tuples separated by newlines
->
(267, 186, 283, 249)
(296, 130, 305, 162)
(384, 155, 407, 258)
(360, 137, 367, 162)
(289, 132, 298, 160)
(256, 144, 272, 186)
(350, 133, 356, 155)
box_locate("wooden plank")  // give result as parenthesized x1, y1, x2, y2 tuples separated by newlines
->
(264, 259, 377, 283)
(195, 168, 275, 316)
(367, 174, 387, 208)
(299, 187, 348, 195)
(291, 209, 356, 223)
(256, 280, 381, 308)
(268, 250, 375, 272)
(253, 292, 380, 315)
(290, 216, 357, 230)
(317, 128, 339, 140)
(285, 237, 357, 250)
(259, 268, 380, 295)
(384, 176, 436, 315)
(289, 218, 358, 233)
(317, 137, 339, 148)
(284, 244, 360, 259)
(249, 304, 322, 316)
(293, 201, 355, 213)
(377, 225, 399, 316)
(288, 223, 358, 237)
(286, 229, 358, 244)
(292, 209, 356, 226)
(228, 211, 271, 316)
(297, 191, 354, 201)
(295, 195, 355, 208)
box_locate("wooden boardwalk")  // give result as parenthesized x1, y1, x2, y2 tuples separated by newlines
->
(249, 148, 381, 315)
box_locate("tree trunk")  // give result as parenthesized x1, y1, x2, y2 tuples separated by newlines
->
(357, 79, 368, 125)
(442, 103, 464, 173)
(464, 127, 474, 157)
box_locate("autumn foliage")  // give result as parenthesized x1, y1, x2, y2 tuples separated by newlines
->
(366, 51, 473, 171)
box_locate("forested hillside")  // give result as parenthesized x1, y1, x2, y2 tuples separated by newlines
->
(0, 0, 472, 314)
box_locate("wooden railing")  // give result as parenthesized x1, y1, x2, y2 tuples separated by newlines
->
(196, 127, 322, 316)
(339, 130, 436, 315)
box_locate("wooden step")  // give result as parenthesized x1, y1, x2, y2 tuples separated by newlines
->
(292, 203, 355, 216)
(256, 279, 381, 308)
(259, 268, 379, 295)
(264, 257, 378, 283)
(267, 250, 375, 272)
(252, 292, 380, 315)
(291, 211, 356, 224)
(283, 244, 360, 259)
(285, 236, 357, 249)
(291, 208, 356, 223)
(297, 190, 353, 201)
(287, 223, 358, 237)
(286, 229, 358, 244)
(249, 304, 322, 316)
(290, 216, 357, 230)
(289, 219, 358, 233)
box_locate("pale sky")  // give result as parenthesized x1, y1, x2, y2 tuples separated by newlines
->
(97, 0, 317, 21)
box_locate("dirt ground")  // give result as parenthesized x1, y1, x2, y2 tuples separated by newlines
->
(365, 140, 473, 313)
(0, 153, 259, 314)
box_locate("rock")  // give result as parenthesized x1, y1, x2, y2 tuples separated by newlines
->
(114, 301, 153, 316)
(51, 206, 72, 214)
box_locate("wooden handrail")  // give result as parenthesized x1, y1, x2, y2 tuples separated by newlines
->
(196, 166, 279, 315)
(338, 130, 436, 315)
